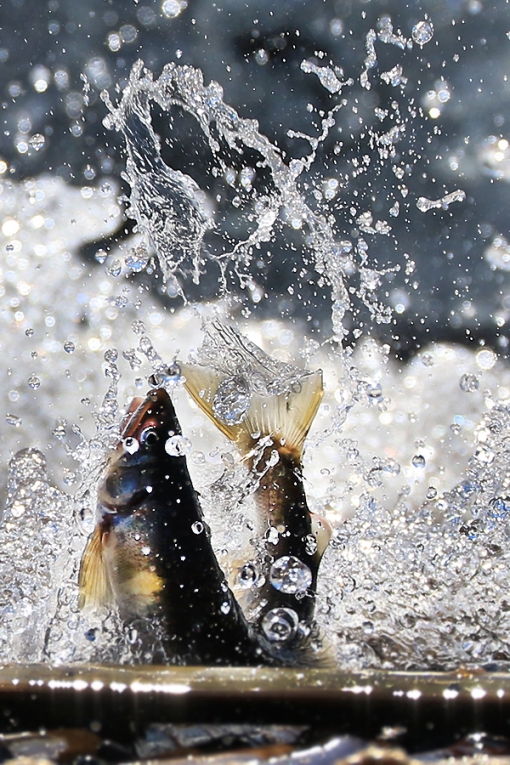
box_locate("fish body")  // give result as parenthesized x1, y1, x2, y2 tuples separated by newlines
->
(181, 323, 332, 661)
(79, 388, 272, 666)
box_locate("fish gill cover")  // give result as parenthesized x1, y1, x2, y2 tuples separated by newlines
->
(0, 3, 508, 669)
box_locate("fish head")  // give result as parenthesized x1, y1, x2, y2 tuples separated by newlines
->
(98, 388, 182, 511)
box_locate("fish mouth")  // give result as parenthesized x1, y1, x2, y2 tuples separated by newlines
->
(113, 388, 182, 459)
(120, 388, 174, 439)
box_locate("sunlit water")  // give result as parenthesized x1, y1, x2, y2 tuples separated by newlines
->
(0, 15, 509, 670)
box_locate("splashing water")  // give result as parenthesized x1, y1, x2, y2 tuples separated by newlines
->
(1, 12, 509, 673)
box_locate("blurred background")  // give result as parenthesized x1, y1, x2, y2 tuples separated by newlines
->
(1, 0, 509, 356)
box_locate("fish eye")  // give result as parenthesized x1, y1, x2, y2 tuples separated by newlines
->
(140, 427, 158, 445)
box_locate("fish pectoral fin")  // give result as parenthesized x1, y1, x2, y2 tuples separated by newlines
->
(78, 527, 113, 611)
(311, 512, 333, 560)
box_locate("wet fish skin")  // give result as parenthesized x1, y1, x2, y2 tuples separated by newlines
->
(247, 445, 318, 625)
(181, 322, 332, 662)
(79, 387, 273, 666)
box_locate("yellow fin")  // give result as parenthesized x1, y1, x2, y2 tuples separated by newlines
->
(181, 361, 323, 460)
(78, 526, 113, 611)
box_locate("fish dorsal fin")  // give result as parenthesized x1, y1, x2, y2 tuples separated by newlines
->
(78, 526, 113, 611)
(182, 362, 323, 460)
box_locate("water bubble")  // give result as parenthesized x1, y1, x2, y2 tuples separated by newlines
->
(123, 437, 139, 455)
(212, 374, 251, 425)
(63, 341, 75, 354)
(238, 562, 259, 588)
(165, 434, 192, 457)
(141, 546, 151, 556)
(191, 521, 204, 535)
(85, 628, 97, 642)
(28, 133, 45, 151)
(25, 328, 34, 337)
(412, 454, 426, 468)
(28, 375, 40, 390)
(269, 556, 312, 595)
(426, 486, 438, 499)
(220, 600, 231, 615)
(261, 607, 299, 642)
(460, 373, 479, 392)
(5, 414, 21, 427)
(95, 249, 108, 264)
(412, 20, 434, 46)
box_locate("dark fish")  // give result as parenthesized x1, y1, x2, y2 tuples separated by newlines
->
(79, 388, 273, 666)
(181, 323, 332, 662)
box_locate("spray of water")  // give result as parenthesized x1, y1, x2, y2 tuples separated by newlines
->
(2, 14, 508, 671)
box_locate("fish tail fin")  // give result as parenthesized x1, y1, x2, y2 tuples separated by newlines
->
(78, 526, 113, 611)
(181, 362, 323, 460)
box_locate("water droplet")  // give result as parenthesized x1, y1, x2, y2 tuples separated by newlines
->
(125, 244, 149, 272)
(412, 454, 426, 468)
(132, 320, 146, 335)
(5, 413, 21, 427)
(28, 375, 40, 390)
(25, 328, 34, 337)
(238, 562, 259, 588)
(28, 133, 45, 151)
(11, 501, 26, 518)
(213, 374, 251, 425)
(191, 521, 204, 535)
(63, 341, 75, 354)
(85, 628, 97, 642)
(62, 469, 77, 485)
(474, 445, 495, 464)
(106, 259, 122, 277)
(162, 362, 181, 384)
(165, 434, 192, 457)
(104, 348, 118, 363)
(412, 20, 434, 46)
(305, 534, 318, 555)
(95, 248, 108, 264)
(141, 546, 151, 556)
(266, 526, 279, 545)
(269, 555, 312, 595)
(123, 437, 139, 455)
(460, 373, 479, 392)
(426, 486, 438, 499)
(161, 0, 184, 18)
(220, 600, 231, 614)
(261, 607, 299, 642)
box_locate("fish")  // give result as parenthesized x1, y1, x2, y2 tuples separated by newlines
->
(181, 322, 332, 661)
(78, 387, 275, 666)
